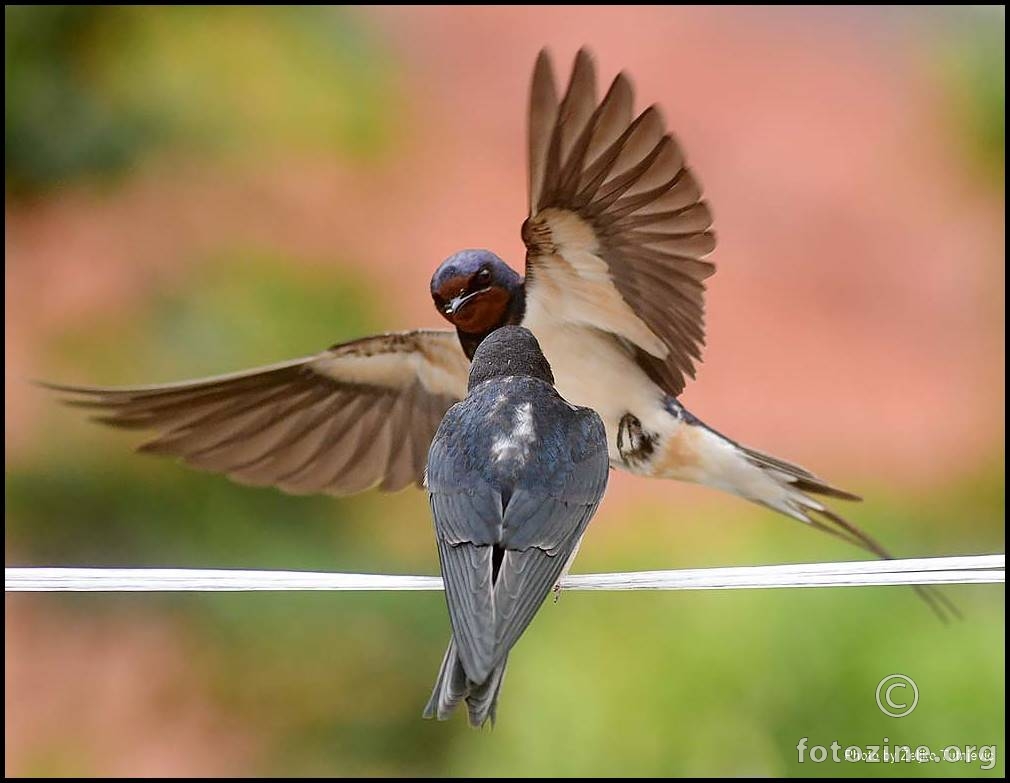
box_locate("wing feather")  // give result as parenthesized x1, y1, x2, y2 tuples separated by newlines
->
(528, 50, 559, 214)
(524, 48, 716, 396)
(43, 330, 469, 496)
(429, 479, 503, 684)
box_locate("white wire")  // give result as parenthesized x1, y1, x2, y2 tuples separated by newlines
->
(5, 555, 1003, 592)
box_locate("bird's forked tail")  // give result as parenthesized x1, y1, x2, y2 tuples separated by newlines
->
(633, 407, 960, 622)
(423, 639, 508, 728)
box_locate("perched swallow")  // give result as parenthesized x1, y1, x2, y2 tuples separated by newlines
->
(422, 326, 609, 726)
(44, 49, 953, 617)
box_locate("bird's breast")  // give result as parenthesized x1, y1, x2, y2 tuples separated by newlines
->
(520, 310, 674, 468)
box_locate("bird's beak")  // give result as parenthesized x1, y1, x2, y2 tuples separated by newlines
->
(444, 288, 490, 316)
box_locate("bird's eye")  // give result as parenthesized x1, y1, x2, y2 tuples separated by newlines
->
(475, 268, 492, 286)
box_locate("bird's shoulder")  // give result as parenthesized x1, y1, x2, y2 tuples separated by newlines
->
(427, 375, 603, 488)
(563, 402, 607, 460)
(439, 375, 558, 431)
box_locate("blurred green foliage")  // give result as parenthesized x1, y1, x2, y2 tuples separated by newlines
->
(5, 6, 391, 193)
(6, 251, 1004, 776)
(936, 11, 1005, 186)
(5, 7, 151, 193)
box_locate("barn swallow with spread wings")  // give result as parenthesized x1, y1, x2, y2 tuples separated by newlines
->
(44, 48, 953, 617)
(422, 326, 609, 726)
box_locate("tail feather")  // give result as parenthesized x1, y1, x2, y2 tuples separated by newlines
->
(745, 457, 960, 624)
(670, 414, 959, 623)
(423, 639, 507, 728)
(808, 506, 961, 623)
(422, 641, 468, 720)
(466, 661, 508, 727)
(741, 445, 862, 502)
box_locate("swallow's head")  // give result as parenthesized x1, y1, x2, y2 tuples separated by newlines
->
(431, 250, 522, 335)
(468, 325, 554, 389)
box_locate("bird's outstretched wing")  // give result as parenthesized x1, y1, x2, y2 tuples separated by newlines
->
(428, 406, 609, 683)
(523, 47, 716, 396)
(43, 330, 469, 495)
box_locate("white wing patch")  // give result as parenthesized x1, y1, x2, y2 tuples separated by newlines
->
(491, 402, 536, 465)
(311, 330, 469, 398)
(525, 209, 668, 359)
